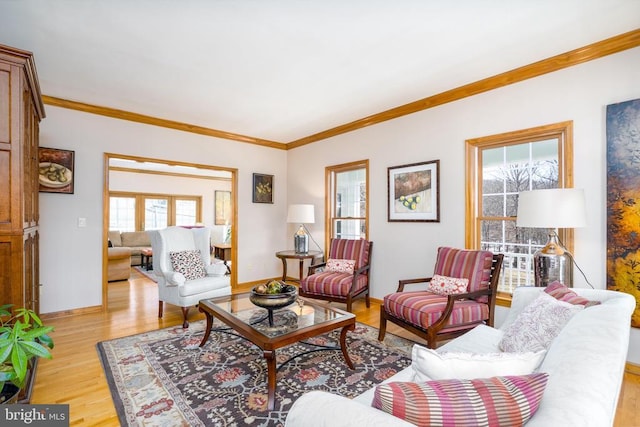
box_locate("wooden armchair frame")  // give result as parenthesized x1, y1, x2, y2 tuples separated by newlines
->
(378, 253, 503, 348)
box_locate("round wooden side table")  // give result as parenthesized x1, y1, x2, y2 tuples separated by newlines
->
(275, 250, 323, 282)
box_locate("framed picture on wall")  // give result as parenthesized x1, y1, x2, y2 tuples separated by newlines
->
(606, 97, 640, 327)
(252, 173, 273, 203)
(388, 159, 439, 222)
(215, 190, 232, 225)
(39, 147, 75, 194)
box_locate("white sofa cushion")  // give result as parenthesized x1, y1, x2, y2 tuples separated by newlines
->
(178, 275, 230, 297)
(411, 345, 546, 381)
(499, 292, 583, 352)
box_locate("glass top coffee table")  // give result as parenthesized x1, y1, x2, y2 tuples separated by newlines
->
(198, 292, 356, 410)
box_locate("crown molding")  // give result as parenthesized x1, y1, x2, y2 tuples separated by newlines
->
(42, 29, 640, 149)
(287, 28, 640, 148)
(41, 95, 287, 150)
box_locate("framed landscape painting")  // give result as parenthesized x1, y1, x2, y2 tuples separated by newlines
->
(252, 173, 273, 204)
(38, 147, 75, 194)
(388, 160, 439, 222)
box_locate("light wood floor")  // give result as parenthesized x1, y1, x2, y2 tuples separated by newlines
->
(31, 269, 640, 426)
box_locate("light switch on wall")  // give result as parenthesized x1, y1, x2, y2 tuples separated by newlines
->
(78, 217, 87, 227)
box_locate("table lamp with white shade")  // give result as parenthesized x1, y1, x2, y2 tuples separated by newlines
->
(516, 188, 587, 287)
(287, 204, 315, 254)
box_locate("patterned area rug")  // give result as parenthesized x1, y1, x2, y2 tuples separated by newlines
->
(97, 320, 413, 426)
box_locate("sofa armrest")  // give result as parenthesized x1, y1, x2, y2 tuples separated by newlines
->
(285, 391, 413, 427)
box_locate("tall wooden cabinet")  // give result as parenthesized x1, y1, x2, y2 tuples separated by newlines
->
(0, 44, 45, 314)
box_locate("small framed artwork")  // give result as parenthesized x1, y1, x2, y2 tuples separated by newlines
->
(252, 173, 273, 204)
(215, 190, 232, 225)
(388, 159, 439, 222)
(38, 147, 75, 194)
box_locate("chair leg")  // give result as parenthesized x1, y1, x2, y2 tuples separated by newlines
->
(426, 330, 437, 349)
(378, 309, 387, 341)
(158, 301, 164, 318)
(181, 307, 190, 328)
(346, 296, 352, 313)
(365, 291, 370, 308)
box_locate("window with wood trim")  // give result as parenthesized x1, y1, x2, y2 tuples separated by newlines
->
(325, 160, 369, 248)
(109, 192, 201, 232)
(465, 121, 574, 295)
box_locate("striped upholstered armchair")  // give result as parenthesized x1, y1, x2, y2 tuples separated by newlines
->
(299, 238, 373, 312)
(378, 247, 503, 348)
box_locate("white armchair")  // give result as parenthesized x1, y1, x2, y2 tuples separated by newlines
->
(149, 226, 231, 328)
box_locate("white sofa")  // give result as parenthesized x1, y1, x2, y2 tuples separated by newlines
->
(285, 287, 635, 427)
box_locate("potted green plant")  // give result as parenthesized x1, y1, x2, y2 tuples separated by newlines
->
(0, 304, 54, 403)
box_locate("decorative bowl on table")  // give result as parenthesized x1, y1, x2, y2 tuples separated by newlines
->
(249, 280, 298, 310)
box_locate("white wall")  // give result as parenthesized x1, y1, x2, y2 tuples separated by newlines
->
(287, 47, 640, 363)
(39, 108, 288, 314)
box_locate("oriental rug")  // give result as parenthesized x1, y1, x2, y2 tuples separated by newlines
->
(97, 320, 413, 427)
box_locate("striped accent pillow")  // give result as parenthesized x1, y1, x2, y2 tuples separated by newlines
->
(372, 373, 548, 427)
(545, 281, 601, 306)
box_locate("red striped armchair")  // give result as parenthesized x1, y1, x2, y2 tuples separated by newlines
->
(299, 238, 373, 312)
(378, 247, 503, 348)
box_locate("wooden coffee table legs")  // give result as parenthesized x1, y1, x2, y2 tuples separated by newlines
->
(198, 309, 213, 347)
(264, 350, 277, 410)
(340, 323, 355, 369)
(198, 312, 355, 411)
(263, 323, 355, 410)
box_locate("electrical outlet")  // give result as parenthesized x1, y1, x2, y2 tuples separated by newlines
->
(78, 217, 87, 227)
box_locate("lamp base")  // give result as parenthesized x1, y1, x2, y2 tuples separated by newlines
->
(533, 233, 573, 287)
(294, 225, 309, 254)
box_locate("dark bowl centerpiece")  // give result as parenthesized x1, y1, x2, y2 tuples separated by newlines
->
(250, 280, 298, 326)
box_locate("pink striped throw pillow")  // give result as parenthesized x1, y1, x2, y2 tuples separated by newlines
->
(545, 281, 600, 307)
(372, 373, 548, 427)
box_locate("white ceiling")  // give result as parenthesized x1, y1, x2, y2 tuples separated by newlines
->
(1, 1, 638, 143)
